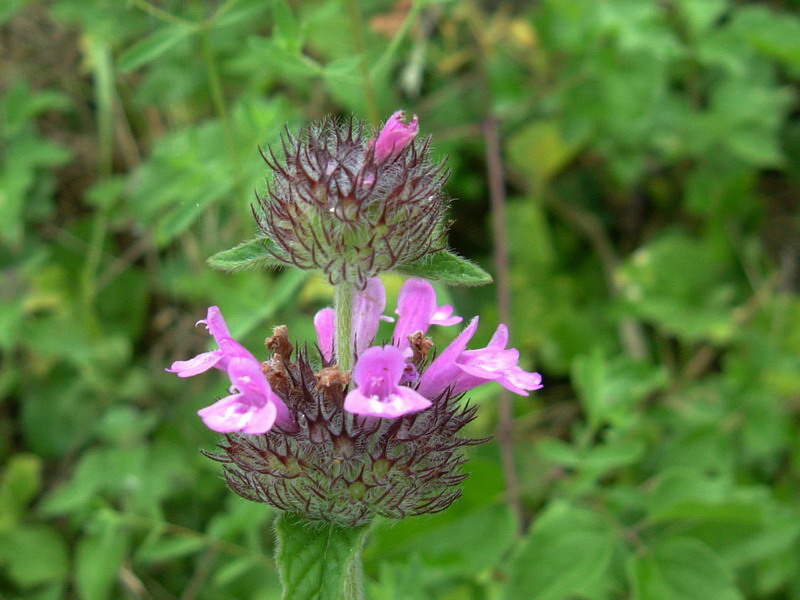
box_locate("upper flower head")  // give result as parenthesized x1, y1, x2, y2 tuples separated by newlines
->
(344, 345, 431, 418)
(255, 113, 448, 288)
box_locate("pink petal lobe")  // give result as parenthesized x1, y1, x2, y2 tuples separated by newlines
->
(167, 350, 223, 377)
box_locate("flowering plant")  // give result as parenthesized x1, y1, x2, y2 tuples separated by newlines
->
(169, 112, 541, 599)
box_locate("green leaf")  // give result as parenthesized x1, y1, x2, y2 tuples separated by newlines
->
(503, 501, 616, 600)
(0, 454, 41, 532)
(275, 513, 369, 600)
(630, 537, 743, 600)
(118, 24, 194, 72)
(395, 250, 493, 286)
(0, 524, 68, 588)
(75, 515, 129, 600)
(207, 237, 287, 272)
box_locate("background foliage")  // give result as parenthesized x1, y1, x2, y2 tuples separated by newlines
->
(3, 0, 800, 598)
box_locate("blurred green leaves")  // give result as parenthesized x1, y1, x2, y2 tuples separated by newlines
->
(2, 0, 800, 598)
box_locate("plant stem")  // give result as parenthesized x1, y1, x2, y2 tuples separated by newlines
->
(343, 541, 365, 600)
(335, 283, 356, 372)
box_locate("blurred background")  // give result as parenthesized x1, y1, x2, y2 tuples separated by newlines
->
(3, 0, 800, 598)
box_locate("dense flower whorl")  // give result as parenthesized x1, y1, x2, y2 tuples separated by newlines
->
(169, 278, 541, 525)
(211, 348, 482, 527)
(255, 113, 449, 288)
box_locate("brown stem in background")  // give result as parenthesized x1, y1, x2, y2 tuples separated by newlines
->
(546, 197, 649, 360)
(483, 116, 524, 530)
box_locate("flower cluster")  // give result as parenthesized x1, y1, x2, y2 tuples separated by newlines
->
(169, 278, 542, 525)
(254, 112, 448, 288)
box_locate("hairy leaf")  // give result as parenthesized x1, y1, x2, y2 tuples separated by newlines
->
(207, 238, 286, 272)
(396, 250, 492, 286)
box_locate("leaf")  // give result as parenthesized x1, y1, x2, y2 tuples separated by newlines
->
(630, 537, 743, 600)
(503, 501, 616, 600)
(0, 454, 41, 532)
(118, 24, 194, 72)
(0, 524, 68, 588)
(395, 250, 493, 286)
(75, 515, 129, 600)
(275, 513, 369, 600)
(207, 237, 287, 272)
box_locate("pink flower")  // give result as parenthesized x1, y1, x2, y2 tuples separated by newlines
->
(372, 111, 419, 163)
(344, 346, 432, 418)
(168, 306, 292, 434)
(418, 318, 543, 399)
(167, 306, 253, 377)
(392, 278, 462, 350)
(198, 357, 290, 434)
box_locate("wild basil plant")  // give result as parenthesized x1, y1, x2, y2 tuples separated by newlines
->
(168, 112, 542, 599)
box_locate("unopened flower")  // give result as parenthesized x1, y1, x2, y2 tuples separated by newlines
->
(371, 111, 419, 163)
(344, 345, 431, 418)
(255, 114, 448, 288)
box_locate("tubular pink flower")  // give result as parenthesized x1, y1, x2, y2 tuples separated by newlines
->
(353, 278, 387, 356)
(372, 111, 419, 163)
(392, 278, 462, 350)
(168, 306, 292, 435)
(344, 346, 432, 418)
(167, 306, 254, 377)
(198, 357, 290, 434)
(314, 308, 336, 363)
(417, 319, 543, 399)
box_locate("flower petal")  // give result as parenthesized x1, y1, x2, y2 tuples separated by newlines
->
(201, 306, 232, 342)
(417, 317, 479, 398)
(352, 345, 406, 394)
(197, 393, 276, 434)
(167, 350, 223, 377)
(343, 385, 431, 418)
(393, 278, 436, 349)
(314, 308, 336, 362)
(353, 278, 386, 356)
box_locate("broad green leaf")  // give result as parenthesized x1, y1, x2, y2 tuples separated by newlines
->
(207, 237, 287, 273)
(0, 524, 68, 587)
(0, 454, 41, 532)
(118, 24, 194, 72)
(630, 537, 743, 600)
(395, 250, 492, 286)
(503, 501, 616, 600)
(75, 516, 129, 600)
(275, 513, 369, 600)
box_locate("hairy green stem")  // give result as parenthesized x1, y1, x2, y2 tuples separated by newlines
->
(335, 283, 356, 372)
